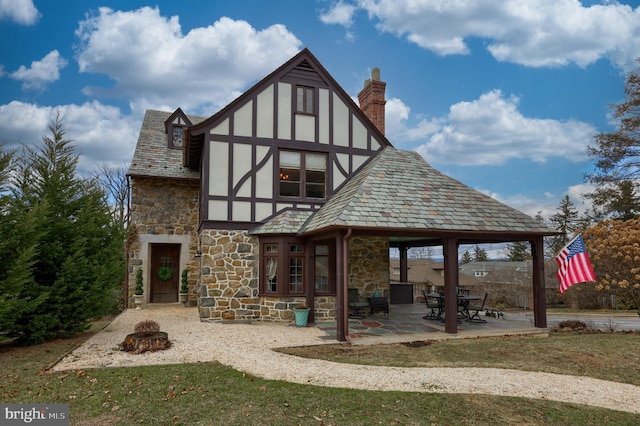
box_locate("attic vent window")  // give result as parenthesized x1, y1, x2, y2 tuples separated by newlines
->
(296, 86, 314, 114)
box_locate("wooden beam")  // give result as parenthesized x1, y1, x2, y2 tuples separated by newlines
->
(335, 229, 351, 341)
(531, 236, 547, 328)
(443, 237, 459, 333)
(399, 243, 408, 282)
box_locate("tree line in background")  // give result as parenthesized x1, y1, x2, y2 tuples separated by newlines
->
(504, 59, 640, 310)
(0, 113, 126, 345)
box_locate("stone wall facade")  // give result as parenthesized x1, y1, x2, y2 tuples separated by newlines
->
(348, 236, 390, 297)
(197, 229, 261, 321)
(127, 177, 200, 307)
(128, 178, 390, 322)
(197, 230, 328, 322)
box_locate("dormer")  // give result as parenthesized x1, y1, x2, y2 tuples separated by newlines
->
(164, 108, 192, 149)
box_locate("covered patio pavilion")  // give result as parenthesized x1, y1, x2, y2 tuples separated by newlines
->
(314, 302, 547, 344)
(297, 147, 558, 341)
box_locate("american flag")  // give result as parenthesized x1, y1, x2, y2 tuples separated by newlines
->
(555, 234, 597, 293)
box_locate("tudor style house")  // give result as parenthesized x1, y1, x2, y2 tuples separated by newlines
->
(127, 49, 555, 340)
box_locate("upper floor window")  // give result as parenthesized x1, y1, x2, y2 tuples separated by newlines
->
(279, 151, 326, 199)
(171, 125, 184, 149)
(164, 108, 191, 149)
(296, 86, 314, 114)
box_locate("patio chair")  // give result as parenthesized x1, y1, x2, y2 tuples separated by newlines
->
(422, 290, 443, 320)
(467, 292, 488, 323)
(348, 288, 369, 319)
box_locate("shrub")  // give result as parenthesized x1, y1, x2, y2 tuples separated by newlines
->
(557, 320, 589, 331)
(180, 269, 188, 293)
(135, 269, 143, 295)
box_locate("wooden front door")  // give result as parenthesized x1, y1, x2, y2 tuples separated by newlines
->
(150, 243, 180, 303)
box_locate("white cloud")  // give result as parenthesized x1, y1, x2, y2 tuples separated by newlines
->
(567, 182, 595, 213)
(9, 50, 68, 90)
(74, 7, 302, 114)
(320, 1, 357, 26)
(476, 182, 595, 222)
(405, 90, 597, 166)
(0, 0, 39, 25)
(479, 189, 557, 220)
(341, 0, 640, 71)
(385, 97, 442, 143)
(0, 101, 139, 175)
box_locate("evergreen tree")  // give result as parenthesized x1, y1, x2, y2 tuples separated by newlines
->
(506, 241, 530, 261)
(473, 245, 489, 262)
(0, 146, 46, 334)
(593, 180, 639, 221)
(461, 250, 472, 264)
(588, 59, 640, 218)
(6, 114, 125, 344)
(548, 195, 579, 255)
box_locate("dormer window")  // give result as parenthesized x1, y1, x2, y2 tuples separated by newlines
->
(296, 86, 314, 114)
(172, 126, 184, 148)
(164, 108, 192, 150)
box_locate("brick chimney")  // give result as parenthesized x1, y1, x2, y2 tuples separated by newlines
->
(358, 67, 386, 135)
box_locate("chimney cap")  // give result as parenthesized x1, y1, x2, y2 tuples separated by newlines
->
(363, 67, 381, 88)
(371, 67, 380, 81)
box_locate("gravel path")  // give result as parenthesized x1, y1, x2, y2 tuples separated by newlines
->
(52, 306, 640, 414)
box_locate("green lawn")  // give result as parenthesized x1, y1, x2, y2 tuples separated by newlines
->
(1, 325, 639, 425)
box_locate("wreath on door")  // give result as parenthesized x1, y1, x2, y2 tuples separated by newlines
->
(158, 266, 173, 281)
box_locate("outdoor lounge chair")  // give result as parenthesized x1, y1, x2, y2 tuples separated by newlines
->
(467, 292, 488, 323)
(348, 288, 369, 319)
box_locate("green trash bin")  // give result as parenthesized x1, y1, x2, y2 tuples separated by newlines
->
(293, 308, 310, 327)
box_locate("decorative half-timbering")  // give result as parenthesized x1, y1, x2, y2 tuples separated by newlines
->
(185, 51, 389, 230)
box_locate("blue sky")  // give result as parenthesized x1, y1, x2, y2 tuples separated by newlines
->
(2, 0, 640, 224)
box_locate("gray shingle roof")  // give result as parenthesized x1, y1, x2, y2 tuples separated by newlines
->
(127, 110, 207, 179)
(300, 147, 554, 235)
(250, 209, 314, 235)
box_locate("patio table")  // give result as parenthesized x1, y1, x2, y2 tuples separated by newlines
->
(427, 293, 481, 322)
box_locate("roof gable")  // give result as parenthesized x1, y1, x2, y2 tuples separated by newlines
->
(164, 107, 192, 133)
(184, 48, 391, 169)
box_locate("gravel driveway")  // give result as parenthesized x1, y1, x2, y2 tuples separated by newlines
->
(51, 305, 640, 415)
